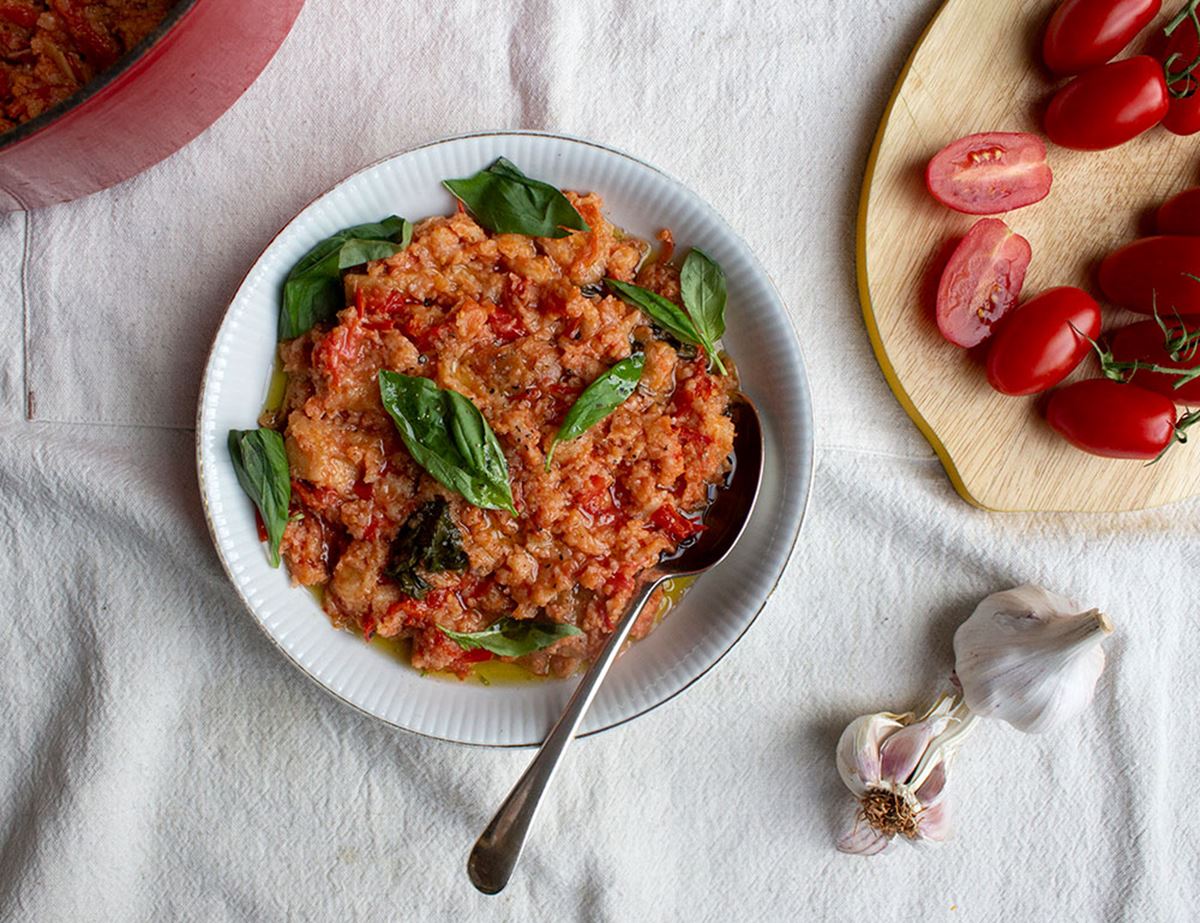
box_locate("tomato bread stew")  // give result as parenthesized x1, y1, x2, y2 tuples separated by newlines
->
(0, 1, 180, 131)
(231, 159, 740, 680)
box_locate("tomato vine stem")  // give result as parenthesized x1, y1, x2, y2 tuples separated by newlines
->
(1164, 0, 1200, 99)
(1076, 325, 1200, 391)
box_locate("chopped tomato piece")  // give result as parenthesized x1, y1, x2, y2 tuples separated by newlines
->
(488, 309, 527, 344)
(0, 2, 38, 29)
(651, 504, 705, 543)
(50, 0, 121, 69)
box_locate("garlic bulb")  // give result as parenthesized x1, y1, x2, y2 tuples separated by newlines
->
(835, 694, 977, 855)
(953, 584, 1113, 734)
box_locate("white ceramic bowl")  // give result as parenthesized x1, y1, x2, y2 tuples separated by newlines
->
(196, 131, 813, 747)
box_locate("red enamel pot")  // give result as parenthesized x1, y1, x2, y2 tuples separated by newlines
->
(0, 0, 305, 211)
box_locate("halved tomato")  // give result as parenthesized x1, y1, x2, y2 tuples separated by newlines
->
(935, 219, 1032, 348)
(1043, 0, 1161, 75)
(1099, 236, 1200, 314)
(925, 132, 1053, 215)
(1109, 317, 1200, 401)
(1157, 188, 1200, 235)
(986, 287, 1101, 395)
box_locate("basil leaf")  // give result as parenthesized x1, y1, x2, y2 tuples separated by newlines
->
(680, 248, 728, 375)
(279, 216, 413, 340)
(442, 157, 589, 238)
(228, 428, 291, 568)
(378, 371, 517, 515)
(386, 498, 468, 599)
(438, 617, 583, 658)
(605, 278, 702, 348)
(546, 354, 644, 469)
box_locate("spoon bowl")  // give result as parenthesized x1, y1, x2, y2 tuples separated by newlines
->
(467, 398, 765, 895)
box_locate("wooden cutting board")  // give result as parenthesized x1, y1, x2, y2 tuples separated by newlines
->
(858, 0, 1200, 512)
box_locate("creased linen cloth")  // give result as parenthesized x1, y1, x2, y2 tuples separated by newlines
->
(1, 0, 1197, 919)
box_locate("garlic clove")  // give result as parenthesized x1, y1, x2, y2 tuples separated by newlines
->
(916, 801, 952, 842)
(837, 821, 891, 856)
(954, 585, 1113, 734)
(913, 759, 948, 807)
(836, 712, 908, 796)
(879, 716, 949, 784)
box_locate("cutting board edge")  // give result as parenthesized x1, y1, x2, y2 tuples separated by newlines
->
(855, 0, 997, 511)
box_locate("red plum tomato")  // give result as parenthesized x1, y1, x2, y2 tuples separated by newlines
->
(1156, 188, 1200, 235)
(1110, 317, 1200, 401)
(1099, 236, 1200, 314)
(1043, 0, 1161, 75)
(1044, 56, 1169, 150)
(985, 287, 1102, 395)
(1047, 379, 1180, 459)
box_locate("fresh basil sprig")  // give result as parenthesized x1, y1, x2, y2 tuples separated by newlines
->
(438, 617, 583, 657)
(605, 248, 729, 375)
(679, 248, 728, 374)
(279, 216, 413, 340)
(386, 498, 469, 599)
(443, 157, 589, 239)
(378, 371, 517, 515)
(546, 354, 644, 470)
(228, 428, 291, 567)
(605, 279, 699, 348)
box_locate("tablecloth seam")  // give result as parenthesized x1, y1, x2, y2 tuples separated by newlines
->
(19, 208, 30, 421)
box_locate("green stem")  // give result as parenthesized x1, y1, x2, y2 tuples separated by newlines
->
(1151, 409, 1200, 465)
(1101, 357, 1200, 390)
(1164, 0, 1200, 98)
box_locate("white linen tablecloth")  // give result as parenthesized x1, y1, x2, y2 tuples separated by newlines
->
(3, 1, 1198, 919)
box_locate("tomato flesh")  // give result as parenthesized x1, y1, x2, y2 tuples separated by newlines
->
(1043, 0, 1161, 75)
(1044, 56, 1170, 150)
(985, 287, 1101, 395)
(935, 219, 1032, 348)
(925, 132, 1053, 215)
(1099, 235, 1200, 314)
(1047, 379, 1178, 459)
(1157, 188, 1200, 235)
(1110, 317, 1200, 401)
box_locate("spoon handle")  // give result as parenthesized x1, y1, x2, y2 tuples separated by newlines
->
(467, 577, 663, 894)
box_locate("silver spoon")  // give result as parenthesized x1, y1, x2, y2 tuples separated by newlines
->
(467, 399, 765, 895)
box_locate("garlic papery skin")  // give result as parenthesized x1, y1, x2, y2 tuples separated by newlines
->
(953, 585, 1113, 735)
(835, 694, 977, 856)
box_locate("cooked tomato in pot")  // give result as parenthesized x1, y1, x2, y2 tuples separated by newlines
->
(985, 287, 1101, 396)
(935, 218, 1032, 348)
(0, 1, 179, 130)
